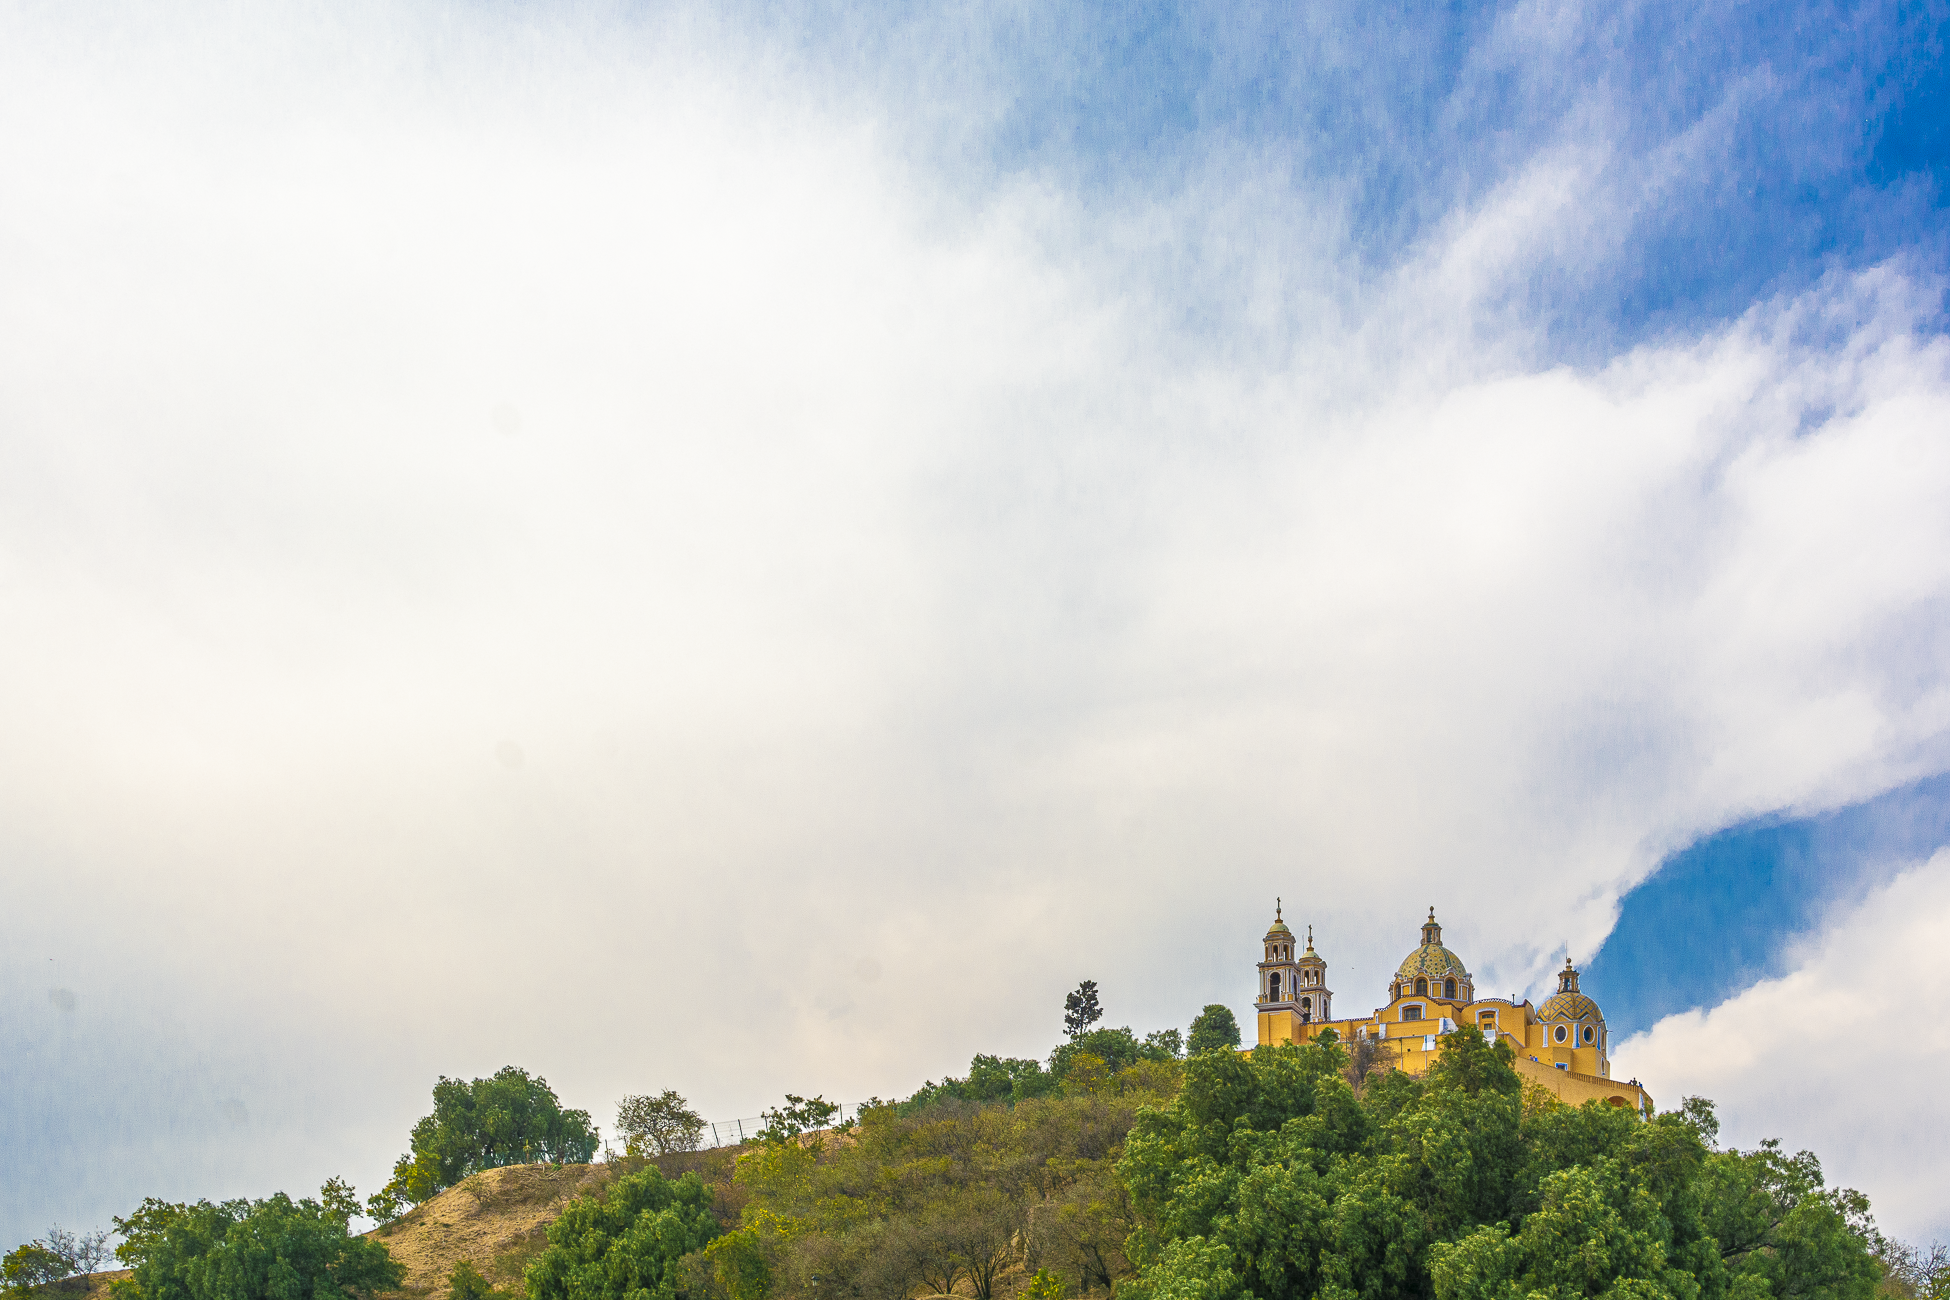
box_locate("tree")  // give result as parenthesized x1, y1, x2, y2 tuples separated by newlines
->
(1341, 1032, 1398, 1093)
(1117, 1032, 1882, 1300)
(2, 1244, 71, 1297)
(1186, 1005, 1239, 1054)
(113, 1183, 403, 1300)
(1880, 1240, 1950, 1300)
(757, 1094, 840, 1144)
(525, 1166, 719, 1300)
(1699, 1137, 1883, 1300)
(372, 1066, 599, 1213)
(1063, 982, 1103, 1039)
(4, 1227, 110, 1296)
(617, 1091, 707, 1156)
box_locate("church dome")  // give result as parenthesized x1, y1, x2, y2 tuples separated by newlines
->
(1396, 908, 1470, 980)
(1539, 959, 1601, 1021)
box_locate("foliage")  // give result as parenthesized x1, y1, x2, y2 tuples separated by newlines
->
(618, 1092, 708, 1157)
(757, 1097, 840, 1145)
(1119, 1028, 1883, 1300)
(701, 1230, 770, 1300)
(1022, 1268, 1067, 1300)
(1049, 1027, 1182, 1082)
(730, 1064, 1182, 1300)
(448, 1260, 498, 1300)
(373, 1066, 600, 1212)
(1880, 1240, 1950, 1300)
(525, 1166, 719, 1300)
(1063, 982, 1103, 1040)
(903, 1056, 1060, 1111)
(5, 1227, 110, 1296)
(1186, 1005, 1240, 1054)
(3, 1245, 71, 1297)
(111, 1182, 403, 1300)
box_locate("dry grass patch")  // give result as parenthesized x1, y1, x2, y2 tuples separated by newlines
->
(366, 1164, 615, 1300)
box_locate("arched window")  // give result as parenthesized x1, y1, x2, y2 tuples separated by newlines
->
(1553, 1024, 1568, 1043)
(1443, 978, 1456, 999)
(1414, 977, 1428, 996)
(1270, 973, 1282, 1001)
(1301, 996, 1312, 1013)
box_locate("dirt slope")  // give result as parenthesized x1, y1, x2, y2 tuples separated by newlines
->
(367, 1164, 616, 1298)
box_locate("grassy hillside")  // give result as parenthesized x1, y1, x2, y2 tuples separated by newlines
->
(367, 1151, 744, 1300)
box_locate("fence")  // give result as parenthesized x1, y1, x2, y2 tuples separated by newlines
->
(603, 1102, 866, 1157)
(694, 1101, 864, 1148)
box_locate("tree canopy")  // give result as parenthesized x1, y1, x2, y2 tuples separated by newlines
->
(112, 1183, 401, 1300)
(1063, 982, 1103, 1040)
(375, 1066, 600, 1212)
(1186, 1004, 1241, 1054)
(618, 1092, 708, 1157)
(526, 1167, 719, 1300)
(1118, 1029, 1881, 1300)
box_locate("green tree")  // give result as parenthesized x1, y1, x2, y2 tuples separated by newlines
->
(1186, 1005, 1239, 1054)
(2, 1244, 72, 1297)
(1064, 982, 1103, 1039)
(112, 1183, 402, 1300)
(1699, 1137, 1882, 1300)
(617, 1091, 707, 1156)
(373, 1066, 599, 1212)
(524, 1167, 719, 1300)
(1117, 1029, 1882, 1300)
(1049, 1027, 1181, 1081)
(757, 1095, 840, 1144)
(4, 1227, 111, 1296)
(446, 1261, 496, 1300)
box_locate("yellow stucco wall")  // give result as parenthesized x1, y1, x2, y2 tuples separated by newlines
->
(1258, 998, 1652, 1113)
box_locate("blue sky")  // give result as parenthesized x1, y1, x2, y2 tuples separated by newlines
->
(1589, 772, 1950, 1035)
(3, 0, 1950, 1255)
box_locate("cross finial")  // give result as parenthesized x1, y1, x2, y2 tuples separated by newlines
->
(1428, 905, 1435, 921)
(1276, 896, 1282, 920)
(1307, 924, 1313, 947)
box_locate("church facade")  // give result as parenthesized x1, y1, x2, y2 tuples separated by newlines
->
(1255, 906, 1653, 1112)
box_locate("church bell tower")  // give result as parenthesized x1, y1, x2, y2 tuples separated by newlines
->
(1257, 901, 1300, 1010)
(1294, 925, 1333, 1024)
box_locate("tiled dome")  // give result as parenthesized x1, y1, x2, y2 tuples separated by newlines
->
(1539, 990, 1600, 1021)
(1396, 908, 1471, 981)
(1397, 943, 1470, 980)
(1540, 959, 1601, 1022)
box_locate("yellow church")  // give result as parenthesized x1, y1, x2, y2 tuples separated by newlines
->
(1255, 905, 1653, 1112)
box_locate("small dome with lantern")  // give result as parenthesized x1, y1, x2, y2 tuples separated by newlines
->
(1395, 908, 1470, 980)
(1539, 958, 1602, 1023)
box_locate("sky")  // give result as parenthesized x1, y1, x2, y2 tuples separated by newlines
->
(3, 0, 1949, 1250)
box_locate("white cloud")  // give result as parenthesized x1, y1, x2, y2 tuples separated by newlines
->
(1615, 852, 1950, 1242)
(1, 0, 1948, 1245)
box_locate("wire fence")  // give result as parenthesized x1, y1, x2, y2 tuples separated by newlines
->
(603, 1102, 868, 1157)
(694, 1102, 865, 1148)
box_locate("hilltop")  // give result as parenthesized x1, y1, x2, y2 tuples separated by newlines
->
(366, 1151, 743, 1299)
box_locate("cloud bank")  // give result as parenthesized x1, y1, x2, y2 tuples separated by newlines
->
(1617, 853, 1950, 1239)
(2, 0, 1947, 1250)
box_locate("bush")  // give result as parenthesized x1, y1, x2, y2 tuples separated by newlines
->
(113, 1184, 402, 1300)
(447, 1261, 497, 1300)
(525, 1166, 719, 1300)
